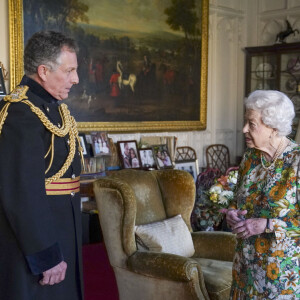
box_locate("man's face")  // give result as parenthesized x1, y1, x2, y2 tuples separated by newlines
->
(124, 144, 129, 155)
(42, 47, 79, 100)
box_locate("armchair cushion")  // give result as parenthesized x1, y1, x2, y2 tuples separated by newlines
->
(135, 215, 195, 257)
(192, 231, 236, 262)
(193, 258, 232, 300)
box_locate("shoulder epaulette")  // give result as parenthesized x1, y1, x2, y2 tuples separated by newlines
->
(3, 85, 29, 103)
(0, 85, 29, 134)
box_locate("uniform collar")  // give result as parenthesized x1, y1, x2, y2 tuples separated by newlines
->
(20, 75, 59, 104)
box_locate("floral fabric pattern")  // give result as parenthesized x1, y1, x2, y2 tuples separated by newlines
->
(230, 141, 300, 300)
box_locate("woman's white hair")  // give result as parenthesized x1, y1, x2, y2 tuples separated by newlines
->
(245, 90, 295, 136)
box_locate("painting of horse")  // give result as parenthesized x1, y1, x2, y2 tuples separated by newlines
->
(18, 0, 208, 131)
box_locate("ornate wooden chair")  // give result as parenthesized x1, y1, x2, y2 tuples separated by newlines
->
(175, 146, 197, 161)
(206, 144, 230, 175)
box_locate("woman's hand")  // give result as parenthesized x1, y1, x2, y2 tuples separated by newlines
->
(231, 218, 267, 239)
(225, 209, 247, 228)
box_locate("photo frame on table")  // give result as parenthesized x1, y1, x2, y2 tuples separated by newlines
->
(9, 0, 208, 132)
(90, 131, 111, 157)
(78, 133, 90, 158)
(152, 144, 173, 169)
(83, 157, 97, 174)
(83, 133, 95, 157)
(175, 159, 199, 182)
(0, 67, 6, 97)
(117, 140, 141, 169)
(85, 134, 93, 145)
(138, 148, 157, 170)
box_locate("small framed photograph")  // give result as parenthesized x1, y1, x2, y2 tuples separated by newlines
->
(175, 160, 199, 182)
(0, 67, 6, 97)
(81, 133, 94, 157)
(139, 148, 157, 170)
(90, 131, 111, 157)
(85, 134, 92, 144)
(84, 157, 97, 173)
(78, 133, 90, 157)
(152, 144, 173, 169)
(117, 140, 141, 169)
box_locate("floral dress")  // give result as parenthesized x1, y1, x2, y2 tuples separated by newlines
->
(230, 140, 300, 300)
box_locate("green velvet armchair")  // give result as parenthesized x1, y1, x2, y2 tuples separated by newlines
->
(93, 169, 236, 300)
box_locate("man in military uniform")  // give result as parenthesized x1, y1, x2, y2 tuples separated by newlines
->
(0, 31, 83, 299)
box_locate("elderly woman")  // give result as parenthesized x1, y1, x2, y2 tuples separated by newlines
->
(225, 90, 300, 299)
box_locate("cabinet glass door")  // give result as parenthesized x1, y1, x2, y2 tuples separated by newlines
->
(250, 54, 277, 92)
(281, 53, 300, 138)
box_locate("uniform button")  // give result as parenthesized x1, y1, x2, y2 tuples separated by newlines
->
(58, 123, 61, 128)
(72, 174, 75, 179)
(67, 139, 70, 144)
(71, 192, 75, 197)
(46, 107, 50, 112)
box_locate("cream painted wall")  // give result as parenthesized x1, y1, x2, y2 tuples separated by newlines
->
(249, 0, 300, 47)
(1, 0, 300, 169)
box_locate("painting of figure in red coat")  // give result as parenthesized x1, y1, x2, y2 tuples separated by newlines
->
(23, 0, 206, 123)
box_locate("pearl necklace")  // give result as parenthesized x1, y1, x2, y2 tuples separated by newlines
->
(261, 137, 285, 170)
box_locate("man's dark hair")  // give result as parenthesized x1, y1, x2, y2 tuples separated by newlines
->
(24, 31, 78, 75)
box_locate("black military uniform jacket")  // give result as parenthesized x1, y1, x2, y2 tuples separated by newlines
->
(0, 76, 83, 300)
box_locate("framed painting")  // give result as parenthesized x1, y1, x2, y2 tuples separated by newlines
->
(8, 0, 208, 132)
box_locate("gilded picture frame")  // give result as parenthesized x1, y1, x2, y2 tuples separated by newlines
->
(8, 0, 208, 133)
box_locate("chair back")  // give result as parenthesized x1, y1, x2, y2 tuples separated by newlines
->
(175, 146, 197, 161)
(206, 144, 230, 174)
(108, 170, 167, 225)
(93, 169, 196, 261)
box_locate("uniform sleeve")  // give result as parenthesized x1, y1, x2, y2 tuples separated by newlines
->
(270, 151, 300, 242)
(0, 103, 63, 275)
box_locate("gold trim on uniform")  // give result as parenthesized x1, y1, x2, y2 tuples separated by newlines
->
(45, 177, 80, 195)
(0, 85, 84, 185)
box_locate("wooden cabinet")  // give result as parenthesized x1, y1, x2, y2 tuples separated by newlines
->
(245, 42, 300, 138)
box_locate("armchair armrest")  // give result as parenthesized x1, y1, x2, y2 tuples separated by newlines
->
(127, 251, 199, 282)
(192, 231, 236, 261)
